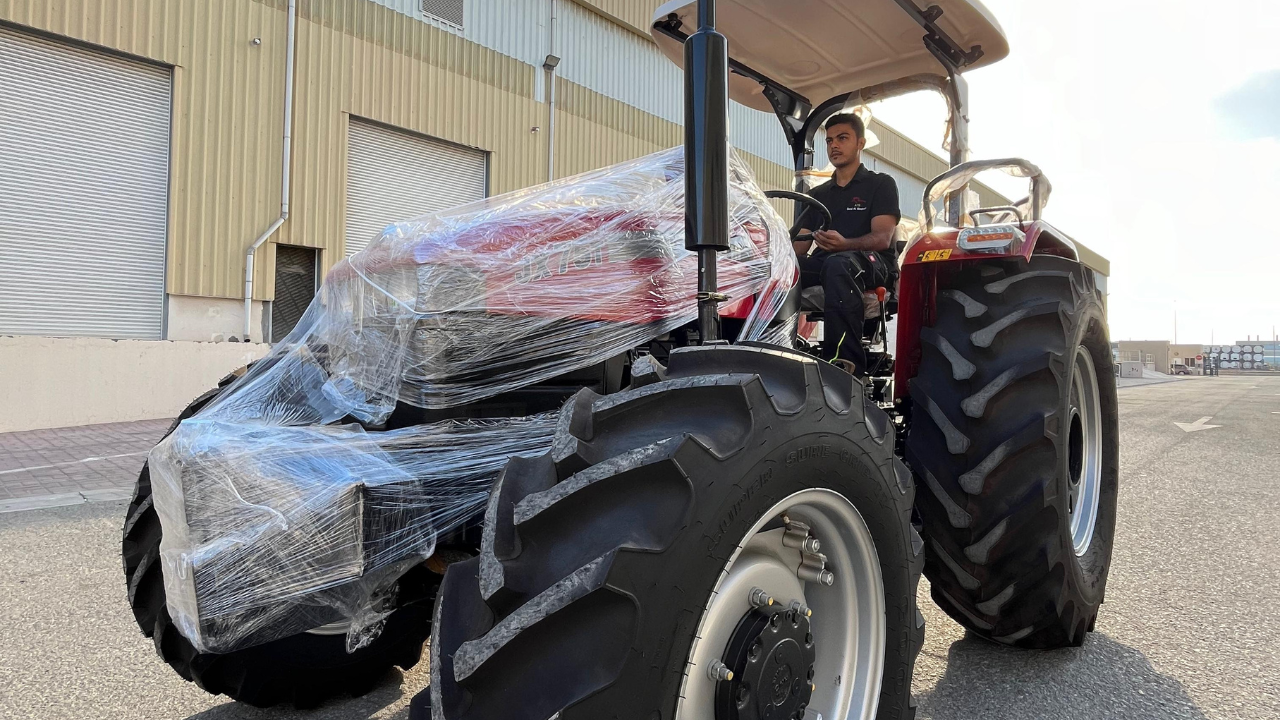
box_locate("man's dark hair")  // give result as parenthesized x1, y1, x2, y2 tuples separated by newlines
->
(825, 112, 865, 139)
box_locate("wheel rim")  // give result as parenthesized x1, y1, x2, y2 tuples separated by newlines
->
(1067, 345, 1103, 556)
(675, 489, 886, 720)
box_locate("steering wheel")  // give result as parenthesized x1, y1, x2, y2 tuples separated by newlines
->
(764, 190, 831, 242)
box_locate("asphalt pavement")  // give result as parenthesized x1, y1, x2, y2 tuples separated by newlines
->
(1, 375, 1277, 719)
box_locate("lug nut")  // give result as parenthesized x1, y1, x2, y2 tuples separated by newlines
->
(816, 570, 834, 586)
(708, 660, 734, 682)
(789, 600, 812, 618)
(749, 587, 775, 609)
(802, 536, 821, 554)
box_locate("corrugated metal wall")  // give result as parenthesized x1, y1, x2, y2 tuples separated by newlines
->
(0, 0, 1016, 307)
(571, 0, 651, 36)
(1, 0, 550, 300)
(555, 0, 791, 168)
(1, 0, 293, 300)
(553, 76, 793, 208)
(369, 0, 549, 68)
(814, 118, 1008, 211)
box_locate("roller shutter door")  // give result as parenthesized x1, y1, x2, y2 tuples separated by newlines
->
(0, 27, 171, 339)
(345, 118, 487, 256)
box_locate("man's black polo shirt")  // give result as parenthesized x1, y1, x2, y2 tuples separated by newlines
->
(797, 163, 901, 269)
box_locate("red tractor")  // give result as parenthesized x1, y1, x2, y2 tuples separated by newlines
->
(121, 1, 1118, 718)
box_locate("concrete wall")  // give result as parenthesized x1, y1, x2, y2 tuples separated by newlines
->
(166, 295, 267, 343)
(0, 336, 269, 432)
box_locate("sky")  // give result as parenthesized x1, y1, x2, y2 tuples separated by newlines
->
(864, 0, 1280, 346)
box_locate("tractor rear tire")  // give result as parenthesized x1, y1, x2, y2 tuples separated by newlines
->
(906, 255, 1119, 648)
(428, 344, 924, 720)
(121, 367, 434, 707)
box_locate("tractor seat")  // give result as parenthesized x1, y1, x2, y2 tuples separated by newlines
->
(800, 286, 826, 311)
(799, 227, 905, 317)
(799, 285, 899, 319)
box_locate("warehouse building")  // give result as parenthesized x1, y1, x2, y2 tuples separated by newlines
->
(1116, 341, 1205, 373)
(0, 0, 1092, 430)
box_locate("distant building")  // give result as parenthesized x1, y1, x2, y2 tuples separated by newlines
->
(1169, 344, 1204, 369)
(1115, 341, 1203, 373)
(1116, 341, 1171, 372)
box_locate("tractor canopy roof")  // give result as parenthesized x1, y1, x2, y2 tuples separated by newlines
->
(651, 0, 1009, 112)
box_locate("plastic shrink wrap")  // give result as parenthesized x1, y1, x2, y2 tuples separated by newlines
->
(149, 146, 797, 653)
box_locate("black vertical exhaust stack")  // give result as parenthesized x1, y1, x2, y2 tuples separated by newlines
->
(683, 0, 730, 343)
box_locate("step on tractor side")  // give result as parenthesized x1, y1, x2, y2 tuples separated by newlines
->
(121, 0, 1118, 717)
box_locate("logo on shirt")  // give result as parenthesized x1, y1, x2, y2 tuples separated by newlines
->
(848, 196, 868, 212)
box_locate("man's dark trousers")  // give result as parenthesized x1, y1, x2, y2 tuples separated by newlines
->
(798, 250, 890, 371)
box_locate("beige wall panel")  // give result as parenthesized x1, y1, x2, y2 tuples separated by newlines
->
(257, 0, 548, 298)
(869, 119, 1007, 210)
(553, 77, 792, 219)
(571, 0, 655, 38)
(0, 0, 188, 62)
(172, 0, 291, 301)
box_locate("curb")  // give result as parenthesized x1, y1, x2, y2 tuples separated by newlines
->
(0, 487, 132, 514)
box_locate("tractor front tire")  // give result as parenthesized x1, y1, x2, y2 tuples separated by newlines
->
(906, 255, 1119, 648)
(121, 368, 434, 707)
(429, 344, 924, 720)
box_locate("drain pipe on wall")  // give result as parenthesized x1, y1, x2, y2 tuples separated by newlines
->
(243, 0, 298, 342)
(543, 0, 559, 182)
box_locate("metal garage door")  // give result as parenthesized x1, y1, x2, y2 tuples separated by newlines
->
(0, 27, 171, 339)
(345, 118, 487, 256)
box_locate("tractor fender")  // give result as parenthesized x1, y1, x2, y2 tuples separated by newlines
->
(892, 220, 1080, 399)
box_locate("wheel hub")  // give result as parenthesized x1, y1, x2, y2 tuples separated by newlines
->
(676, 489, 886, 720)
(716, 607, 816, 720)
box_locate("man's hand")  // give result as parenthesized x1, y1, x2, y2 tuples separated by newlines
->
(813, 229, 853, 253)
(812, 218, 897, 254)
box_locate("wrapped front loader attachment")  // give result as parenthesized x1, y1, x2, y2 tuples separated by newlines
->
(148, 146, 797, 654)
(150, 416, 557, 653)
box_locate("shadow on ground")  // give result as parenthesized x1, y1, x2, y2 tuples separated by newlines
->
(917, 632, 1208, 720)
(181, 670, 416, 720)
(175, 632, 1205, 720)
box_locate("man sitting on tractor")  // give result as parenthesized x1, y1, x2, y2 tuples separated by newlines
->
(794, 112, 901, 375)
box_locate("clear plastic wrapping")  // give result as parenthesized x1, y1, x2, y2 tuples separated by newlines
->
(149, 146, 797, 654)
(151, 416, 557, 653)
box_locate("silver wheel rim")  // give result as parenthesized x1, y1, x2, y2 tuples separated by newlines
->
(1068, 346, 1103, 556)
(675, 488, 886, 720)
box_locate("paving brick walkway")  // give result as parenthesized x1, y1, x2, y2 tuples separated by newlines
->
(0, 418, 172, 507)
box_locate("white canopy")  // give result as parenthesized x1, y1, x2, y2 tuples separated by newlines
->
(651, 0, 1009, 112)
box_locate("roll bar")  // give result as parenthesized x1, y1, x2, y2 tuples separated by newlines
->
(921, 158, 1052, 231)
(655, 0, 983, 225)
